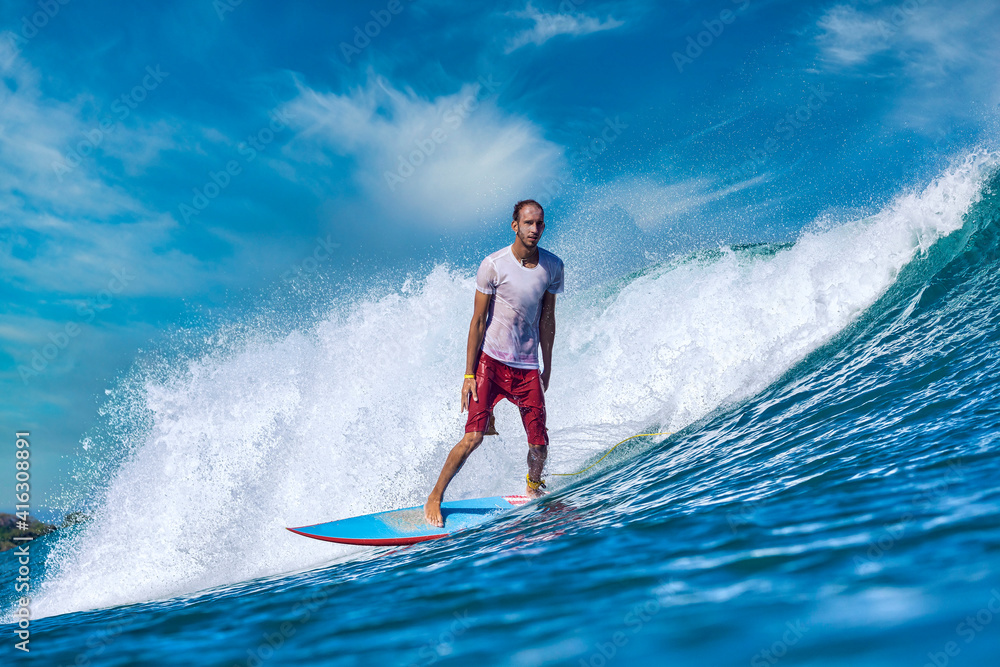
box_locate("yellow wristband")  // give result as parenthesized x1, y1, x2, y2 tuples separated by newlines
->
(464, 374, 475, 379)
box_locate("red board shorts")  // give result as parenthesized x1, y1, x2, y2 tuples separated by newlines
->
(466, 352, 549, 446)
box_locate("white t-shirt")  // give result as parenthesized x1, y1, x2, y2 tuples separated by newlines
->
(475, 245, 565, 369)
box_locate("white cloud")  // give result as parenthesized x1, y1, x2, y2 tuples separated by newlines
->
(816, 1, 999, 71)
(815, 1, 1000, 134)
(0, 48, 183, 215)
(505, 2, 624, 54)
(816, 5, 891, 66)
(2, 210, 204, 295)
(0, 48, 216, 296)
(99, 118, 184, 177)
(280, 72, 564, 229)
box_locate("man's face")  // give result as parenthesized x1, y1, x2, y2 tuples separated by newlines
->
(512, 206, 544, 249)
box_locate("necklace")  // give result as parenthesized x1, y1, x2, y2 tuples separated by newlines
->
(513, 244, 538, 266)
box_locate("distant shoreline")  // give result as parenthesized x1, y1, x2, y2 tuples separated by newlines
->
(0, 512, 88, 552)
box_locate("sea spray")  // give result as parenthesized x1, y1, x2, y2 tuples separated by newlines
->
(25, 151, 997, 619)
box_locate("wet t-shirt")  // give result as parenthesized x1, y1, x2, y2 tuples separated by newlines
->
(475, 245, 564, 369)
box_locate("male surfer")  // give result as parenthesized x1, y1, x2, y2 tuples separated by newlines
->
(424, 199, 564, 527)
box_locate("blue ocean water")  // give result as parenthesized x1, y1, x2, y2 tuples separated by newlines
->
(4, 152, 1000, 665)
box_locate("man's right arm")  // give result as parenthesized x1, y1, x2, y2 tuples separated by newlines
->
(462, 290, 492, 410)
(466, 290, 492, 374)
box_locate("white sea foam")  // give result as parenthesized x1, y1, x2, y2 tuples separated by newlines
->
(24, 151, 996, 619)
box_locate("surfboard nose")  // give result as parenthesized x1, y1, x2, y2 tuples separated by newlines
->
(287, 495, 530, 545)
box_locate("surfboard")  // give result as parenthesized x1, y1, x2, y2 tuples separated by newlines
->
(286, 495, 531, 546)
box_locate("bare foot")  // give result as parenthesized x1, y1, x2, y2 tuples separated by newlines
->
(424, 496, 444, 527)
(526, 484, 546, 499)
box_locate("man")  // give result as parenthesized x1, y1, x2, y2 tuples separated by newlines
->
(424, 199, 564, 527)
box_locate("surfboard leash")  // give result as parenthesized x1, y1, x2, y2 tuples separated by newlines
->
(526, 473, 546, 490)
(547, 431, 673, 478)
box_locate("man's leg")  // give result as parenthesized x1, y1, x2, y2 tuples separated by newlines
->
(526, 444, 547, 498)
(426, 355, 500, 526)
(514, 367, 549, 498)
(424, 430, 485, 527)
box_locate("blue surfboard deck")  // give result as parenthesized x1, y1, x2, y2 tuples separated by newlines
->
(287, 495, 530, 546)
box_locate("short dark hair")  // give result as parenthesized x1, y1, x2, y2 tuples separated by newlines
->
(513, 199, 543, 222)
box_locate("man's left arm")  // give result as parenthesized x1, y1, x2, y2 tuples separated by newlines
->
(539, 291, 556, 391)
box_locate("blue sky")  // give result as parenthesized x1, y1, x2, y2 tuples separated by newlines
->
(1, 0, 998, 510)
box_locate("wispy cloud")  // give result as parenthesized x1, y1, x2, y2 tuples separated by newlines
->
(588, 174, 766, 230)
(816, 5, 890, 66)
(0, 48, 289, 301)
(815, 1, 1000, 133)
(280, 71, 564, 229)
(816, 1, 997, 72)
(504, 2, 624, 54)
